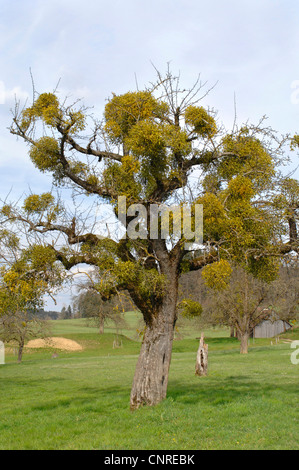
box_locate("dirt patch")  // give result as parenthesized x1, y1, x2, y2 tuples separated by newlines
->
(26, 337, 83, 351)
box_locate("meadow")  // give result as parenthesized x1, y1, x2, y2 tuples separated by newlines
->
(0, 312, 298, 450)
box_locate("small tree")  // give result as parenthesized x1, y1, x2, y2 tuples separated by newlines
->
(202, 266, 298, 354)
(0, 266, 50, 362)
(267, 265, 299, 325)
(0, 310, 48, 363)
(60, 306, 67, 319)
(202, 268, 269, 353)
(73, 289, 126, 334)
(60, 305, 72, 319)
(0, 230, 63, 361)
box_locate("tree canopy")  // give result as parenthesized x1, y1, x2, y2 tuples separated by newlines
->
(2, 68, 299, 408)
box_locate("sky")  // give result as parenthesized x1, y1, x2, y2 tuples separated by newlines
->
(0, 0, 299, 310)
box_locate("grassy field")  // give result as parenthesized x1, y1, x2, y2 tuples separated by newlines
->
(0, 313, 298, 450)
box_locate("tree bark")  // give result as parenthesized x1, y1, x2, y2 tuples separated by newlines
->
(99, 313, 104, 334)
(130, 254, 179, 410)
(18, 340, 24, 363)
(240, 332, 249, 354)
(130, 313, 175, 410)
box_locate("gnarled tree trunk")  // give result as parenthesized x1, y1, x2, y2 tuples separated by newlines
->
(130, 312, 175, 409)
(130, 254, 179, 410)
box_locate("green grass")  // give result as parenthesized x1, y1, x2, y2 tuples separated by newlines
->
(0, 316, 298, 450)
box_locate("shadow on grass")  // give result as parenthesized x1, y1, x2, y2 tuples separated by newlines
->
(30, 385, 130, 413)
(168, 374, 298, 407)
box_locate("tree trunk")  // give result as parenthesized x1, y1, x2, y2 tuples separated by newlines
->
(18, 341, 24, 363)
(130, 313, 175, 410)
(99, 314, 104, 334)
(130, 260, 178, 410)
(129, 237, 181, 410)
(230, 325, 235, 338)
(195, 332, 208, 376)
(240, 332, 249, 354)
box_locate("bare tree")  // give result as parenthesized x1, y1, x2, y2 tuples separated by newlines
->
(0, 310, 49, 362)
(202, 266, 299, 353)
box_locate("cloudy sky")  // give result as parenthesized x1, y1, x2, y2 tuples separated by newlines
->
(1, 0, 299, 309)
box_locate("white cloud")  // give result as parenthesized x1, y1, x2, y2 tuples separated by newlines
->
(0, 81, 29, 105)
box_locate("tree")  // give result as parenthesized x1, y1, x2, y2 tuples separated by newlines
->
(202, 265, 299, 353)
(72, 288, 125, 334)
(264, 264, 299, 325)
(0, 309, 48, 363)
(0, 258, 52, 363)
(60, 306, 67, 319)
(60, 305, 72, 319)
(5, 68, 298, 408)
(0, 266, 46, 362)
(202, 267, 274, 353)
(66, 305, 72, 319)
(0, 229, 63, 362)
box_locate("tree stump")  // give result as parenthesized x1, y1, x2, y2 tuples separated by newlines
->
(195, 333, 208, 376)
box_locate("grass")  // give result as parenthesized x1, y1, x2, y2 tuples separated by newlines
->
(0, 315, 298, 450)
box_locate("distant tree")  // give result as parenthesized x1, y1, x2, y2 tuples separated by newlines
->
(0, 229, 63, 362)
(66, 305, 72, 319)
(265, 265, 299, 324)
(202, 266, 299, 353)
(0, 260, 51, 362)
(73, 283, 126, 334)
(0, 310, 48, 363)
(35, 309, 59, 320)
(60, 306, 67, 319)
(60, 305, 72, 319)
